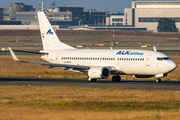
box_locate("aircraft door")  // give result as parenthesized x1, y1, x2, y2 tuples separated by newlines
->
(145, 54, 152, 66)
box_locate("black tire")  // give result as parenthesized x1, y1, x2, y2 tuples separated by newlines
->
(88, 78, 97, 82)
(156, 78, 161, 83)
(112, 76, 116, 82)
(112, 76, 121, 82)
(118, 76, 121, 82)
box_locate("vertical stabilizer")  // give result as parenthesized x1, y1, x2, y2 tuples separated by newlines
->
(38, 12, 74, 50)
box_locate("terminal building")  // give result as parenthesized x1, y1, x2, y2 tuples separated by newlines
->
(106, 13, 125, 26)
(124, 1, 180, 31)
(0, 2, 106, 26)
(3, 1, 180, 31)
(38, 6, 106, 26)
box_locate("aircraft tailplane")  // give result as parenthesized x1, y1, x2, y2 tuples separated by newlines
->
(37, 12, 74, 50)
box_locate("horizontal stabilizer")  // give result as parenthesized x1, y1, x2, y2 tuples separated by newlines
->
(12, 49, 48, 55)
(8, 47, 20, 62)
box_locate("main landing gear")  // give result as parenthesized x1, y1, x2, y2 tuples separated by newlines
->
(112, 75, 121, 82)
(156, 78, 161, 83)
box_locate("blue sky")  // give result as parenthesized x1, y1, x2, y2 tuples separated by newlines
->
(0, 0, 178, 13)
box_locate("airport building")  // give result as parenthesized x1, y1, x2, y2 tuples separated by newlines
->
(16, 11, 72, 25)
(106, 13, 125, 26)
(124, 1, 180, 31)
(3, 3, 35, 21)
(0, 8, 3, 21)
(0, 2, 106, 26)
(38, 6, 106, 26)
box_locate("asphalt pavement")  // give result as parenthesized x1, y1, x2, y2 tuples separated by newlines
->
(0, 77, 180, 90)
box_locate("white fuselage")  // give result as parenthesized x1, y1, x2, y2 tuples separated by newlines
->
(41, 49, 177, 76)
(9, 11, 177, 82)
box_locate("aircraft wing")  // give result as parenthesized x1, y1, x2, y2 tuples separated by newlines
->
(8, 47, 89, 70)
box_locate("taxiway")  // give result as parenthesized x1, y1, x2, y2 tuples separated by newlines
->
(0, 77, 180, 90)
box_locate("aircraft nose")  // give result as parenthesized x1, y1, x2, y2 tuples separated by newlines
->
(167, 61, 177, 71)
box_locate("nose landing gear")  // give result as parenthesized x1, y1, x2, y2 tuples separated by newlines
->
(156, 78, 161, 83)
(88, 78, 97, 82)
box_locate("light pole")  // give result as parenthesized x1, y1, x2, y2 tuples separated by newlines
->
(79, 19, 82, 26)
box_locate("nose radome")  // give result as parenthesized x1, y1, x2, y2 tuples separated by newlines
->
(167, 61, 177, 71)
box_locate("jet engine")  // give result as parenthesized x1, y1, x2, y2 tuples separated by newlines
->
(88, 67, 110, 79)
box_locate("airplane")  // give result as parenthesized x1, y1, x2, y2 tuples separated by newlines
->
(8, 11, 177, 83)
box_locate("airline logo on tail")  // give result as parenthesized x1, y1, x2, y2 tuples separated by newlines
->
(46, 29, 53, 35)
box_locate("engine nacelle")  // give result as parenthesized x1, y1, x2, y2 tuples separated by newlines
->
(135, 75, 154, 78)
(88, 67, 110, 79)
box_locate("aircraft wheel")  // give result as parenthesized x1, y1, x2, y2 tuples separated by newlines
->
(118, 76, 121, 82)
(88, 78, 97, 82)
(112, 75, 121, 82)
(156, 78, 161, 83)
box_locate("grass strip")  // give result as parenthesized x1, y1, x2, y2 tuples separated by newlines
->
(6, 100, 180, 111)
(161, 52, 180, 55)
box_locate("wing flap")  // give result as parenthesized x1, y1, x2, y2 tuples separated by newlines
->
(25, 61, 89, 69)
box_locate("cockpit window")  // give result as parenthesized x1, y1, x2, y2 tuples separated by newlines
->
(157, 57, 170, 61)
(163, 57, 170, 60)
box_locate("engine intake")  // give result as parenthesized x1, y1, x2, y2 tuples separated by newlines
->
(88, 67, 110, 79)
